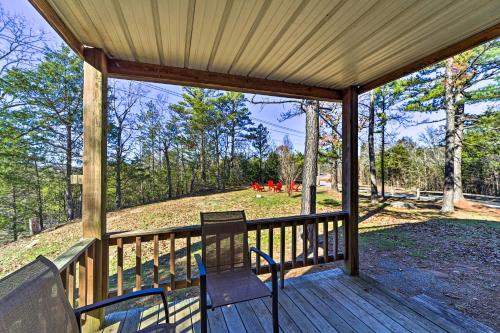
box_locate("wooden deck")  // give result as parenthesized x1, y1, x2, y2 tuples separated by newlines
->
(99, 269, 495, 333)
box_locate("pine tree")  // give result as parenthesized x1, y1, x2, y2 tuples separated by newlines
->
(404, 41, 499, 212)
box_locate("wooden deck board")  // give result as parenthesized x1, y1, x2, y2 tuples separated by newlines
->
(358, 274, 470, 333)
(343, 276, 447, 333)
(174, 298, 194, 333)
(337, 277, 431, 333)
(261, 296, 302, 333)
(280, 282, 339, 332)
(312, 278, 393, 333)
(235, 299, 266, 333)
(287, 277, 361, 333)
(98, 269, 493, 333)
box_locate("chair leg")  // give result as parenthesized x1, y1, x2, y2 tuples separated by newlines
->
(272, 293, 279, 333)
(199, 274, 208, 333)
(200, 297, 208, 333)
(272, 271, 279, 333)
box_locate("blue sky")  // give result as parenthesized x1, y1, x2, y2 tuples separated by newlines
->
(3, 0, 491, 152)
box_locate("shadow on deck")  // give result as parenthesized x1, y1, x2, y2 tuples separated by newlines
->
(98, 268, 495, 333)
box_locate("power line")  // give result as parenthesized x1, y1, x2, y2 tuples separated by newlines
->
(139, 82, 183, 98)
(250, 116, 305, 135)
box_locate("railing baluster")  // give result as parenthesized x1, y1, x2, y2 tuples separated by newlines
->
(280, 222, 285, 289)
(117, 238, 123, 295)
(68, 262, 76, 306)
(256, 224, 261, 274)
(79, 249, 87, 307)
(268, 224, 273, 261)
(230, 233, 235, 271)
(87, 243, 95, 304)
(313, 218, 319, 265)
(60, 267, 68, 291)
(135, 236, 142, 291)
(102, 238, 109, 299)
(186, 234, 191, 287)
(170, 233, 175, 290)
(323, 218, 329, 263)
(302, 220, 307, 266)
(334, 215, 339, 260)
(216, 233, 220, 273)
(291, 222, 297, 268)
(153, 234, 159, 288)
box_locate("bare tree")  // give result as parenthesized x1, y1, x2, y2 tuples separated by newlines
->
(368, 90, 378, 202)
(109, 82, 142, 209)
(0, 7, 44, 76)
(277, 136, 300, 197)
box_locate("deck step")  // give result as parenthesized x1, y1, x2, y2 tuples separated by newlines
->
(410, 294, 497, 333)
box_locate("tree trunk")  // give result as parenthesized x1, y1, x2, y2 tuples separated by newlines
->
(215, 131, 221, 190)
(34, 158, 44, 230)
(190, 165, 196, 193)
(228, 124, 236, 184)
(333, 159, 339, 191)
(368, 91, 378, 203)
(301, 102, 319, 247)
(380, 121, 385, 200)
(200, 134, 207, 182)
(258, 154, 263, 183)
(65, 124, 74, 220)
(164, 145, 173, 198)
(115, 129, 122, 209)
(442, 58, 456, 213)
(453, 102, 465, 202)
(11, 185, 18, 241)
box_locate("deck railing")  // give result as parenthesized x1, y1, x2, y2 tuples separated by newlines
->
(104, 211, 348, 296)
(52, 238, 97, 308)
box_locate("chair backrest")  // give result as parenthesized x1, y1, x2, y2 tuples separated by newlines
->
(200, 211, 250, 273)
(268, 180, 273, 187)
(0, 256, 79, 333)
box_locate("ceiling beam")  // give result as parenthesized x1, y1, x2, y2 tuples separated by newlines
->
(359, 23, 500, 93)
(107, 58, 342, 101)
(29, 0, 84, 58)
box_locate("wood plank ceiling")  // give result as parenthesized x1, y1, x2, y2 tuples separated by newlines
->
(36, 0, 500, 99)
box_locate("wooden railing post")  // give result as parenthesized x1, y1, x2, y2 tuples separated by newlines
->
(342, 86, 359, 275)
(82, 47, 108, 330)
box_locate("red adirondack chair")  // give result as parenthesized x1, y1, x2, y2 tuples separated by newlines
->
(274, 182, 282, 192)
(268, 180, 274, 191)
(290, 180, 300, 192)
(253, 182, 264, 192)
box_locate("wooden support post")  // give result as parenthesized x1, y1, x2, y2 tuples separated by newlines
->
(342, 86, 359, 276)
(82, 47, 108, 330)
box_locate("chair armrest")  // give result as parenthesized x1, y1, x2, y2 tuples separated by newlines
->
(195, 254, 212, 309)
(250, 247, 277, 271)
(74, 288, 168, 326)
(194, 254, 206, 278)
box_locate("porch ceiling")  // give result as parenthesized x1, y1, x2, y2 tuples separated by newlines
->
(31, 0, 500, 99)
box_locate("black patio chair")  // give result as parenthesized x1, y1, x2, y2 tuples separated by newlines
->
(0, 255, 175, 333)
(195, 210, 279, 333)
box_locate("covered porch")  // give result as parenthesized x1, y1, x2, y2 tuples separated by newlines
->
(26, 0, 500, 332)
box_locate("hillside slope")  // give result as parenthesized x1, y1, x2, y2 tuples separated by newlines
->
(0, 188, 340, 277)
